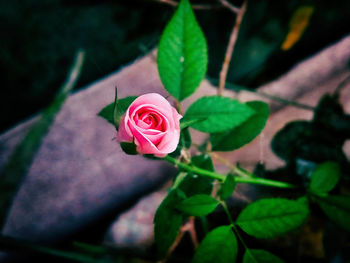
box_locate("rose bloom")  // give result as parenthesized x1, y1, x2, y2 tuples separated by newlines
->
(117, 93, 182, 157)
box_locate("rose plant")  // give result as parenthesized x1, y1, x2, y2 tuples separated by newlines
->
(98, 0, 349, 262)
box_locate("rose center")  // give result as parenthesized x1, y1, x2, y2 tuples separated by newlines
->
(135, 109, 166, 132)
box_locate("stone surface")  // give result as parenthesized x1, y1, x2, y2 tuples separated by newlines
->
(105, 189, 167, 248)
(0, 52, 178, 242)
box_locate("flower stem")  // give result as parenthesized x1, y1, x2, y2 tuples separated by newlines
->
(164, 155, 295, 189)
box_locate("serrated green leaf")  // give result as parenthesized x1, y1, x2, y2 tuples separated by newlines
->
(191, 225, 237, 263)
(310, 161, 341, 194)
(178, 173, 213, 197)
(191, 154, 214, 171)
(154, 190, 185, 257)
(176, 154, 214, 196)
(98, 96, 137, 128)
(218, 174, 236, 200)
(177, 194, 218, 216)
(237, 198, 309, 239)
(183, 96, 255, 133)
(315, 195, 350, 232)
(179, 174, 213, 196)
(157, 0, 208, 100)
(243, 249, 284, 263)
(211, 101, 269, 151)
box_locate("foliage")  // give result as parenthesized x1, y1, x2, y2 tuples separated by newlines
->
(96, 1, 350, 262)
(157, 0, 208, 100)
(211, 101, 270, 151)
(243, 249, 284, 263)
(1, 0, 349, 262)
(154, 189, 185, 257)
(191, 225, 238, 263)
(236, 198, 309, 239)
(310, 161, 341, 194)
(183, 96, 256, 133)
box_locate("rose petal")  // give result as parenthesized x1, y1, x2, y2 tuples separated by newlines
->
(128, 93, 174, 118)
(117, 93, 182, 156)
(117, 115, 133, 143)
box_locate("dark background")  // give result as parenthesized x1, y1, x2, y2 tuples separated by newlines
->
(0, 0, 349, 132)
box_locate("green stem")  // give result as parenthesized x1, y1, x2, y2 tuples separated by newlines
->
(220, 201, 234, 226)
(220, 202, 258, 263)
(164, 155, 296, 189)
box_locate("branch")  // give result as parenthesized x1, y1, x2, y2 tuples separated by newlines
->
(218, 0, 247, 95)
(150, 0, 222, 10)
(334, 74, 350, 95)
(164, 155, 296, 188)
(217, 0, 240, 14)
(160, 217, 198, 263)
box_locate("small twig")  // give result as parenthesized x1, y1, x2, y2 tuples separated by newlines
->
(160, 229, 185, 263)
(174, 100, 181, 114)
(218, 0, 247, 95)
(228, 83, 315, 111)
(160, 217, 198, 263)
(334, 74, 350, 95)
(253, 89, 315, 111)
(217, 0, 240, 14)
(152, 0, 178, 7)
(209, 152, 251, 178)
(186, 217, 199, 248)
(209, 152, 236, 170)
(151, 0, 222, 10)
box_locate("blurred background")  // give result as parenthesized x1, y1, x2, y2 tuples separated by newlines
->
(1, 0, 349, 132)
(1, 0, 350, 262)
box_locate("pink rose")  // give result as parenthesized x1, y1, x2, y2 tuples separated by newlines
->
(117, 93, 182, 157)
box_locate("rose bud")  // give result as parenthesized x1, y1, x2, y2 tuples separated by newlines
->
(117, 93, 182, 157)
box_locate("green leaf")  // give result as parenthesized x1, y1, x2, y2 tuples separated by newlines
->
(211, 101, 269, 151)
(315, 195, 350, 232)
(157, 0, 208, 100)
(98, 96, 137, 128)
(176, 155, 214, 196)
(218, 174, 236, 200)
(236, 198, 309, 239)
(243, 249, 284, 263)
(178, 173, 213, 197)
(191, 154, 214, 171)
(191, 225, 237, 263)
(120, 142, 138, 155)
(172, 172, 188, 190)
(154, 190, 185, 257)
(177, 194, 218, 216)
(310, 161, 341, 194)
(98, 103, 114, 124)
(183, 96, 255, 133)
(180, 117, 207, 129)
